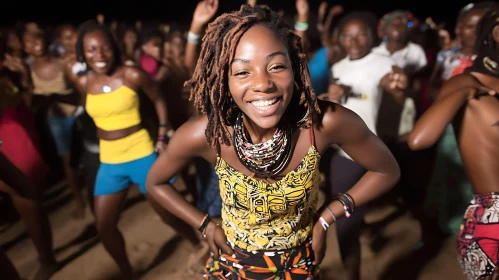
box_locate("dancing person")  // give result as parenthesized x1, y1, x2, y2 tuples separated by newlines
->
(72, 20, 206, 279)
(146, 5, 400, 279)
(22, 30, 86, 218)
(423, 2, 491, 239)
(321, 12, 408, 280)
(409, 5, 499, 279)
(0, 61, 57, 280)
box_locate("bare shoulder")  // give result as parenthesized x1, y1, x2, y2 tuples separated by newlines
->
(314, 100, 360, 133)
(74, 73, 89, 93)
(169, 115, 215, 161)
(123, 65, 146, 81)
(313, 100, 368, 149)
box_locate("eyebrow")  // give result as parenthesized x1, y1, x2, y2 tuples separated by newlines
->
(231, 51, 287, 65)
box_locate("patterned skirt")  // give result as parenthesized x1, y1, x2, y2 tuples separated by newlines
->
(457, 192, 499, 279)
(204, 239, 318, 280)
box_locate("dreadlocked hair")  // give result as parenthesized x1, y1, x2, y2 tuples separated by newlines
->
(185, 4, 319, 148)
(475, 3, 499, 54)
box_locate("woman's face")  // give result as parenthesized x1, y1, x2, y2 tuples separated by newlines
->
(170, 34, 185, 58)
(23, 32, 45, 57)
(384, 16, 408, 42)
(142, 36, 163, 60)
(7, 32, 22, 53)
(60, 27, 77, 53)
(228, 24, 294, 130)
(340, 19, 372, 60)
(123, 30, 137, 48)
(458, 9, 484, 49)
(83, 30, 115, 74)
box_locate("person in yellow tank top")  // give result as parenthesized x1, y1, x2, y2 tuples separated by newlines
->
(146, 3, 401, 280)
(72, 20, 207, 279)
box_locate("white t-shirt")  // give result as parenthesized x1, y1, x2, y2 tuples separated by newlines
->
(372, 41, 427, 75)
(331, 52, 395, 159)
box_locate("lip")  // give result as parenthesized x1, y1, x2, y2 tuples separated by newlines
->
(247, 96, 282, 117)
(94, 61, 108, 69)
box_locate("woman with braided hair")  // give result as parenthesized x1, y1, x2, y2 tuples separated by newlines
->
(409, 4, 499, 279)
(147, 4, 400, 279)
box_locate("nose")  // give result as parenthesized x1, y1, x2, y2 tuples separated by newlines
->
(251, 70, 274, 92)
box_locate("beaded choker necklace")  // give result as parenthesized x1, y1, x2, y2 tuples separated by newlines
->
(233, 113, 292, 178)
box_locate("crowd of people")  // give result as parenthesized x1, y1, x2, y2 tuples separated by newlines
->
(0, 0, 498, 279)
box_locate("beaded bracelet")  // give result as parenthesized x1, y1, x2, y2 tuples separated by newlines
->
(157, 135, 168, 143)
(159, 123, 170, 128)
(319, 216, 329, 231)
(199, 214, 211, 238)
(342, 193, 356, 209)
(335, 197, 352, 219)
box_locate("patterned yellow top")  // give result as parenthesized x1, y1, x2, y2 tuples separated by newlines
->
(215, 145, 321, 251)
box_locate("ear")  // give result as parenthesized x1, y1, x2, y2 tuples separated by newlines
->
(492, 25, 499, 44)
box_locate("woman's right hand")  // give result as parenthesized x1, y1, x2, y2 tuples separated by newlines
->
(205, 221, 234, 259)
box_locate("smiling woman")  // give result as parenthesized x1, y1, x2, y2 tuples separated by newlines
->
(71, 20, 205, 279)
(146, 4, 400, 280)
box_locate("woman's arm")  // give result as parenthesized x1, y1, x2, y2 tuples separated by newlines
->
(407, 74, 490, 150)
(127, 67, 171, 145)
(146, 117, 214, 228)
(318, 103, 400, 223)
(185, 0, 219, 76)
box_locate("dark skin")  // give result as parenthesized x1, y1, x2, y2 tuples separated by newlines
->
(73, 29, 201, 279)
(409, 70, 499, 194)
(0, 151, 57, 280)
(383, 16, 409, 55)
(322, 19, 408, 104)
(147, 24, 400, 266)
(428, 9, 484, 99)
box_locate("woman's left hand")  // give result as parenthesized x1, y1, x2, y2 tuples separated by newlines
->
(155, 141, 167, 153)
(311, 220, 327, 265)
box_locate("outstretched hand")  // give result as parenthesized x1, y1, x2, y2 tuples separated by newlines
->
(192, 0, 219, 27)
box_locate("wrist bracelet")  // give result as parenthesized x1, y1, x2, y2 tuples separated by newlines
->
(199, 214, 211, 238)
(295, 21, 309, 31)
(159, 123, 170, 128)
(336, 198, 352, 218)
(326, 206, 337, 223)
(319, 216, 329, 231)
(157, 135, 168, 143)
(187, 31, 201, 45)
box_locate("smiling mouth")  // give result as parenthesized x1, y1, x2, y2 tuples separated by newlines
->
(249, 97, 280, 109)
(94, 62, 108, 68)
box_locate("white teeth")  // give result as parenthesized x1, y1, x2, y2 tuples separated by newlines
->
(95, 62, 107, 68)
(250, 98, 278, 108)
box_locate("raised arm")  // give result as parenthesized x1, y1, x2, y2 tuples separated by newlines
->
(294, 0, 309, 50)
(408, 74, 493, 150)
(185, 0, 219, 76)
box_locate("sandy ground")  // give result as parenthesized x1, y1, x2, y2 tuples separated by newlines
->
(1, 176, 466, 280)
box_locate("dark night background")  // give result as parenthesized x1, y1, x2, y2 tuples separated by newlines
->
(0, 0, 486, 31)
